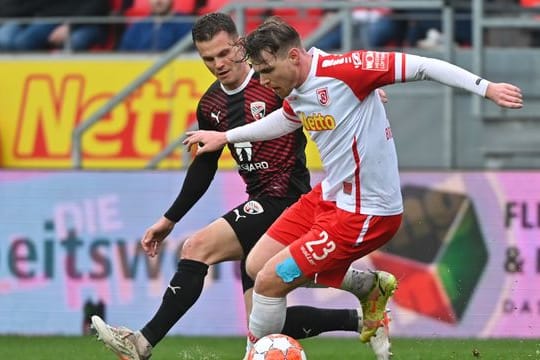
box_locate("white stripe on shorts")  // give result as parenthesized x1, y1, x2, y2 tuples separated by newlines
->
(355, 215, 373, 246)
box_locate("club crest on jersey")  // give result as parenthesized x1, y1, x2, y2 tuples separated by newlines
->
(243, 200, 264, 215)
(250, 101, 266, 120)
(316, 87, 330, 106)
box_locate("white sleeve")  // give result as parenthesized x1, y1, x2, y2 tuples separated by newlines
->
(225, 108, 302, 143)
(402, 54, 490, 97)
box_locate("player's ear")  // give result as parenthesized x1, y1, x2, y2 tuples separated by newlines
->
(288, 47, 300, 65)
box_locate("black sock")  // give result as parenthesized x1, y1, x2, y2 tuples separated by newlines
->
(140, 259, 208, 347)
(281, 306, 358, 339)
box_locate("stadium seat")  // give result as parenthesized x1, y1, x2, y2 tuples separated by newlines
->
(174, 0, 197, 14)
(90, 0, 128, 51)
(244, 8, 324, 39)
(109, 0, 131, 13)
(197, 0, 231, 14)
(521, 0, 540, 7)
(91, 31, 120, 51)
(244, 8, 268, 33)
(124, 0, 197, 16)
(241, 1, 324, 39)
(271, 8, 323, 39)
(123, 0, 149, 16)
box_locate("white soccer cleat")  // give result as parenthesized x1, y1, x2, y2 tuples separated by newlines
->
(91, 315, 152, 360)
(368, 310, 393, 360)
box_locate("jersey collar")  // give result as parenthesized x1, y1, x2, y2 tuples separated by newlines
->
(220, 68, 255, 95)
(296, 47, 320, 93)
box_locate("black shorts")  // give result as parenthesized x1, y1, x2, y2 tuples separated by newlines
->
(222, 196, 298, 293)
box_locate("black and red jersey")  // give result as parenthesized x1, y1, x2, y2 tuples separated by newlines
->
(197, 70, 310, 199)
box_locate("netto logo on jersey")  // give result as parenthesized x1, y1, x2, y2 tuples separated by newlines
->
(298, 112, 336, 131)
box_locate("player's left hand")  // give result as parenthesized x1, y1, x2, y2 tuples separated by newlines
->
(183, 130, 228, 155)
(485, 82, 523, 109)
(141, 216, 174, 257)
(377, 88, 388, 103)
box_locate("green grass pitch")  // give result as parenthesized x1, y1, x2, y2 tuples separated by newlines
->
(0, 335, 538, 359)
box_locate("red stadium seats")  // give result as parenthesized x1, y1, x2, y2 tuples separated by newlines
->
(90, 0, 128, 51)
(123, 0, 150, 16)
(196, 0, 231, 14)
(244, 8, 268, 33)
(174, 0, 198, 14)
(521, 0, 540, 7)
(242, 1, 324, 39)
(124, 0, 197, 17)
(272, 8, 323, 38)
(122, 0, 323, 39)
(109, 0, 135, 13)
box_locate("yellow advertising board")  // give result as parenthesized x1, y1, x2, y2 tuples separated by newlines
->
(0, 57, 322, 170)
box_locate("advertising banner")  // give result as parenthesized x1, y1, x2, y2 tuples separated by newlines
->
(0, 170, 538, 337)
(0, 59, 322, 170)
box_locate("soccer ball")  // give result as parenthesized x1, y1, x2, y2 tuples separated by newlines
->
(247, 334, 307, 360)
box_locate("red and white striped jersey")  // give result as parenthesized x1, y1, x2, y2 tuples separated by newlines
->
(282, 48, 404, 215)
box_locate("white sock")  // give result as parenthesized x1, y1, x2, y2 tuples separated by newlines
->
(340, 268, 376, 299)
(248, 291, 287, 346)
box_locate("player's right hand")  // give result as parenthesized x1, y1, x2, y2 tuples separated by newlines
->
(141, 216, 175, 257)
(183, 130, 227, 155)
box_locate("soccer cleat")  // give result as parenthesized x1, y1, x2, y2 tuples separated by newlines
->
(91, 315, 152, 360)
(359, 271, 397, 343)
(369, 310, 393, 360)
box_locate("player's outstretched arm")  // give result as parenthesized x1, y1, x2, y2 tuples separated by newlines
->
(402, 54, 523, 109)
(184, 108, 301, 156)
(485, 82, 523, 109)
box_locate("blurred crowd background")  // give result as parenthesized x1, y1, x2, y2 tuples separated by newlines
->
(0, 0, 538, 54)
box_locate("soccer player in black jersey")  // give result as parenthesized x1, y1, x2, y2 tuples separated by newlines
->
(91, 13, 392, 360)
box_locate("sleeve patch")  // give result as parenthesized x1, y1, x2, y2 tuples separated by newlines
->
(362, 51, 390, 71)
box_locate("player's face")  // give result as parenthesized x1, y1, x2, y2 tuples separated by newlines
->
(195, 31, 249, 90)
(252, 49, 298, 98)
